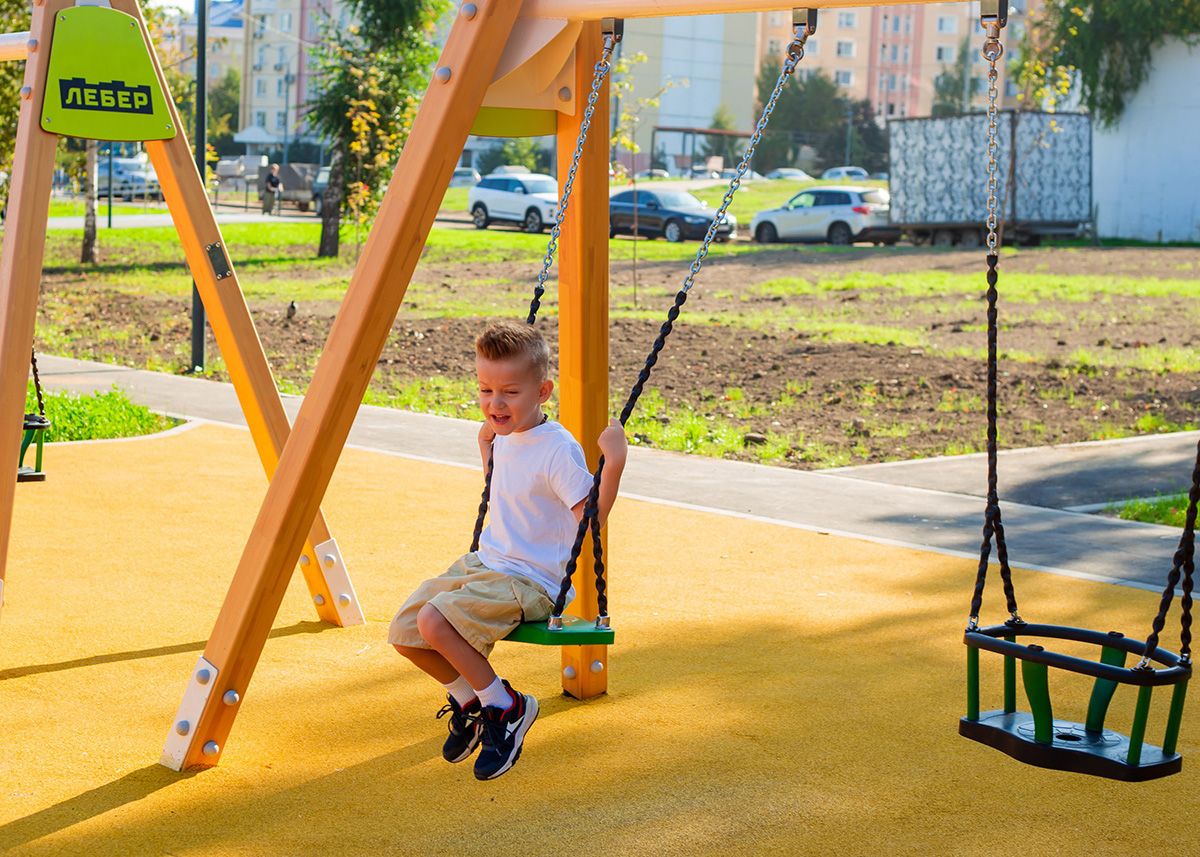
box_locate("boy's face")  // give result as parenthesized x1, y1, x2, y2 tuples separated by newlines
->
(476, 355, 553, 435)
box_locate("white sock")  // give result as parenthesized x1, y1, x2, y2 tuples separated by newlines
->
(477, 676, 511, 710)
(441, 676, 476, 707)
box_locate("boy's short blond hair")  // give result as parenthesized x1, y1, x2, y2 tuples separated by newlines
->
(475, 321, 551, 381)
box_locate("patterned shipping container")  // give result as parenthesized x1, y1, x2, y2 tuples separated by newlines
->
(889, 111, 1091, 235)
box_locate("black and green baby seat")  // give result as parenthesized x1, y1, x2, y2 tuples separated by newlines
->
(959, 0, 1192, 782)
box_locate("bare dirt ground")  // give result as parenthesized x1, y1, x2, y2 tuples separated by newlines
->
(40, 243, 1200, 468)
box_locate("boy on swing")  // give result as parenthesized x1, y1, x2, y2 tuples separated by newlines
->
(390, 321, 627, 780)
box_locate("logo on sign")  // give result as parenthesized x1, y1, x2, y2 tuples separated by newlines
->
(59, 77, 153, 114)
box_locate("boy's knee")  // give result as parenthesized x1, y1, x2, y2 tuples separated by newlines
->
(393, 643, 421, 658)
(416, 603, 449, 643)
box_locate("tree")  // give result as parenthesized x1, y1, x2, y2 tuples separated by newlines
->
(81, 141, 97, 264)
(306, 0, 447, 257)
(477, 138, 552, 177)
(751, 66, 845, 173)
(846, 99, 888, 173)
(0, 0, 23, 181)
(931, 36, 978, 117)
(699, 105, 742, 169)
(1020, 1, 1200, 126)
(208, 67, 240, 157)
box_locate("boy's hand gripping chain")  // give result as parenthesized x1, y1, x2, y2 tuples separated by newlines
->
(549, 9, 818, 631)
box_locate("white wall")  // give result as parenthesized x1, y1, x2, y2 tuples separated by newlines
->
(1093, 38, 1200, 243)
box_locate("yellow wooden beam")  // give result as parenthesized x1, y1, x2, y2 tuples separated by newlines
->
(0, 0, 73, 616)
(162, 0, 524, 770)
(556, 21, 610, 700)
(523, 0, 953, 17)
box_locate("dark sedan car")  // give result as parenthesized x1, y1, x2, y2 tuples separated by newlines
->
(609, 188, 737, 242)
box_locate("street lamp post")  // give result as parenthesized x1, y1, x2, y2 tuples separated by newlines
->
(278, 63, 295, 165)
(844, 101, 854, 165)
(191, 0, 208, 373)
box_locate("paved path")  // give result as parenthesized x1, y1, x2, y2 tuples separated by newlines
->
(833, 433, 1200, 511)
(31, 355, 1194, 595)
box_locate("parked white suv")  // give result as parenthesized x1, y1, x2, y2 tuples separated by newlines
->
(469, 173, 559, 233)
(751, 186, 900, 245)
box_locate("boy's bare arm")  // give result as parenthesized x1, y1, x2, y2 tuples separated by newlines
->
(573, 419, 628, 527)
(478, 422, 495, 472)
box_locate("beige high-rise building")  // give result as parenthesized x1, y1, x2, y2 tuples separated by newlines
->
(758, 2, 1034, 121)
(236, 0, 348, 159)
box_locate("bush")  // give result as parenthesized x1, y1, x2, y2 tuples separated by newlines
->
(23, 384, 176, 442)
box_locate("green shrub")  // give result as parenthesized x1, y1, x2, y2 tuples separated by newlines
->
(23, 384, 176, 442)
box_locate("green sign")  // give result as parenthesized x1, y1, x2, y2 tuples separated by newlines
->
(41, 6, 175, 142)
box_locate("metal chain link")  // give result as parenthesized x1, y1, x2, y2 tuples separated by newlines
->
(983, 29, 1004, 252)
(526, 32, 619, 325)
(679, 23, 814, 296)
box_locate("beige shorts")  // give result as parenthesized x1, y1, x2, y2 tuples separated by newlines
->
(388, 553, 555, 657)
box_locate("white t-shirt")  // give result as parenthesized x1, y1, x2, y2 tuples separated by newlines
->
(476, 420, 596, 599)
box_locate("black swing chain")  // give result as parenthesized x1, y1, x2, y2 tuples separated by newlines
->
(547, 16, 818, 623)
(29, 348, 46, 418)
(1139, 445, 1200, 668)
(966, 21, 1022, 632)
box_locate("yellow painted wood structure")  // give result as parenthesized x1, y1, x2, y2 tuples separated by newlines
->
(0, 0, 363, 627)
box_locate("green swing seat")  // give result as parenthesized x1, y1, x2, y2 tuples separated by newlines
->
(17, 413, 50, 483)
(506, 615, 614, 646)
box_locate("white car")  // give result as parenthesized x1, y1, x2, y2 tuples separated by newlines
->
(449, 167, 481, 187)
(821, 165, 870, 181)
(765, 167, 813, 180)
(469, 173, 559, 233)
(751, 185, 899, 245)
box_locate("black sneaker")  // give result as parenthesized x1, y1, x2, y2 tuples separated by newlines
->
(473, 680, 539, 781)
(436, 696, 483, 763)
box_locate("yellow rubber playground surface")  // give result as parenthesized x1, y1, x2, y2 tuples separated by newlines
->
(2, 423, 1199, 855)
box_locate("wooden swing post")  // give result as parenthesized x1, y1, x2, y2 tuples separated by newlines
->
(556, 20, 611, 699)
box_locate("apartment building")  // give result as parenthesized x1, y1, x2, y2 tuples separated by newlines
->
(609, 14, 760, 174)
(758, 2, 1034, 121)
(174, 0, 245, 87)
(235, 0, 348, 159)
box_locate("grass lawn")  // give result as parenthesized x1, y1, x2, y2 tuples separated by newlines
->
(23, 383, 177, 442)
(48, 199, 169, 218)
(1112, 493, 1198, 528)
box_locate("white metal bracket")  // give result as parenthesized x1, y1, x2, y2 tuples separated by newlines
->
(160, 656, 218, 771)
(314, 537, 364, 627)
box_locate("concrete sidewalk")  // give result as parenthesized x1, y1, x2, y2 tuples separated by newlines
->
(31, 354, 1191, 593)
